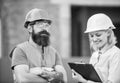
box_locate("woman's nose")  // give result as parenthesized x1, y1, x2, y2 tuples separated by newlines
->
(92, 36, 98, 42)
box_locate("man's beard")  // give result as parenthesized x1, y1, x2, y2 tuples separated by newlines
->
(32, 30, 50, 47)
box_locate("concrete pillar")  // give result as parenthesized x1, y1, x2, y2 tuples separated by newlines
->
(0, 20, 1, 59)
(59, 4, 71, 58)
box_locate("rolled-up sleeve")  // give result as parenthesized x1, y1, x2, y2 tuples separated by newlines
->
(11, 47, 28, 70)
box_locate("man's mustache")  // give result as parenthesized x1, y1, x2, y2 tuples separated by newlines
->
(38, 30, 50, 37)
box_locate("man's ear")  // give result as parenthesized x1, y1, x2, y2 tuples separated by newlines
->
(27, 25, 32, 33)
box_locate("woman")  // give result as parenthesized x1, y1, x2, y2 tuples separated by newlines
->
(72, 13, 120, 83)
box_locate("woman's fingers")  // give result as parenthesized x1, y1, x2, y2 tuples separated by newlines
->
(71, 69, 79, 79)
(71, 69, 87, 82)
(71, 69, 79, 76)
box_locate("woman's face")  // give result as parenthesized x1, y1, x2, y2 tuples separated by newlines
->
(89, 30, 109, 50)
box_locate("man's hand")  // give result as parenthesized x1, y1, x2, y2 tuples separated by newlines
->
(41, 68, 64, 83)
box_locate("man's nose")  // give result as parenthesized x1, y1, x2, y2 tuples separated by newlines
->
(41, 26, 49, 30)
(37, 27, 48, 32)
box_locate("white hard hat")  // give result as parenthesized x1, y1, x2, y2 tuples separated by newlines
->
(24, 8, 51, 28)
(84, 13, 115, 33)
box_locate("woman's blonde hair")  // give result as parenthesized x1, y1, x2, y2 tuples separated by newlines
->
(89, 27, 117, 54)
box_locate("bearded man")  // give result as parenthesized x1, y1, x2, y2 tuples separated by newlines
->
(10, 8, 67, 83)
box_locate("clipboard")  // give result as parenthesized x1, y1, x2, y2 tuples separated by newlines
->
(68, 62, 102, 82)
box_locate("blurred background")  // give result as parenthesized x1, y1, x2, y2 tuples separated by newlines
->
(0, 0, 120, 83)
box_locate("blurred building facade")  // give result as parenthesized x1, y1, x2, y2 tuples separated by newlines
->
(0, 0, 120, 82)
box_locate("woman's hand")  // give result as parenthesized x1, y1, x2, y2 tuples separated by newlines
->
(72, 69, 87, 83)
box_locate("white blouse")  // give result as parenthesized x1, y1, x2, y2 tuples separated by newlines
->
(90, 46, 120, 83)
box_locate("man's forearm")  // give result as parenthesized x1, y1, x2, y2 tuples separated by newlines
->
(16, 72, 48, 83)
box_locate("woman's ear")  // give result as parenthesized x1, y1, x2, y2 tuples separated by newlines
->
(107, 29, 112, 36)
(27, 25, 32, 33)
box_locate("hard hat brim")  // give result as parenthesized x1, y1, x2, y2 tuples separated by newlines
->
(84, 26, 116, 33)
